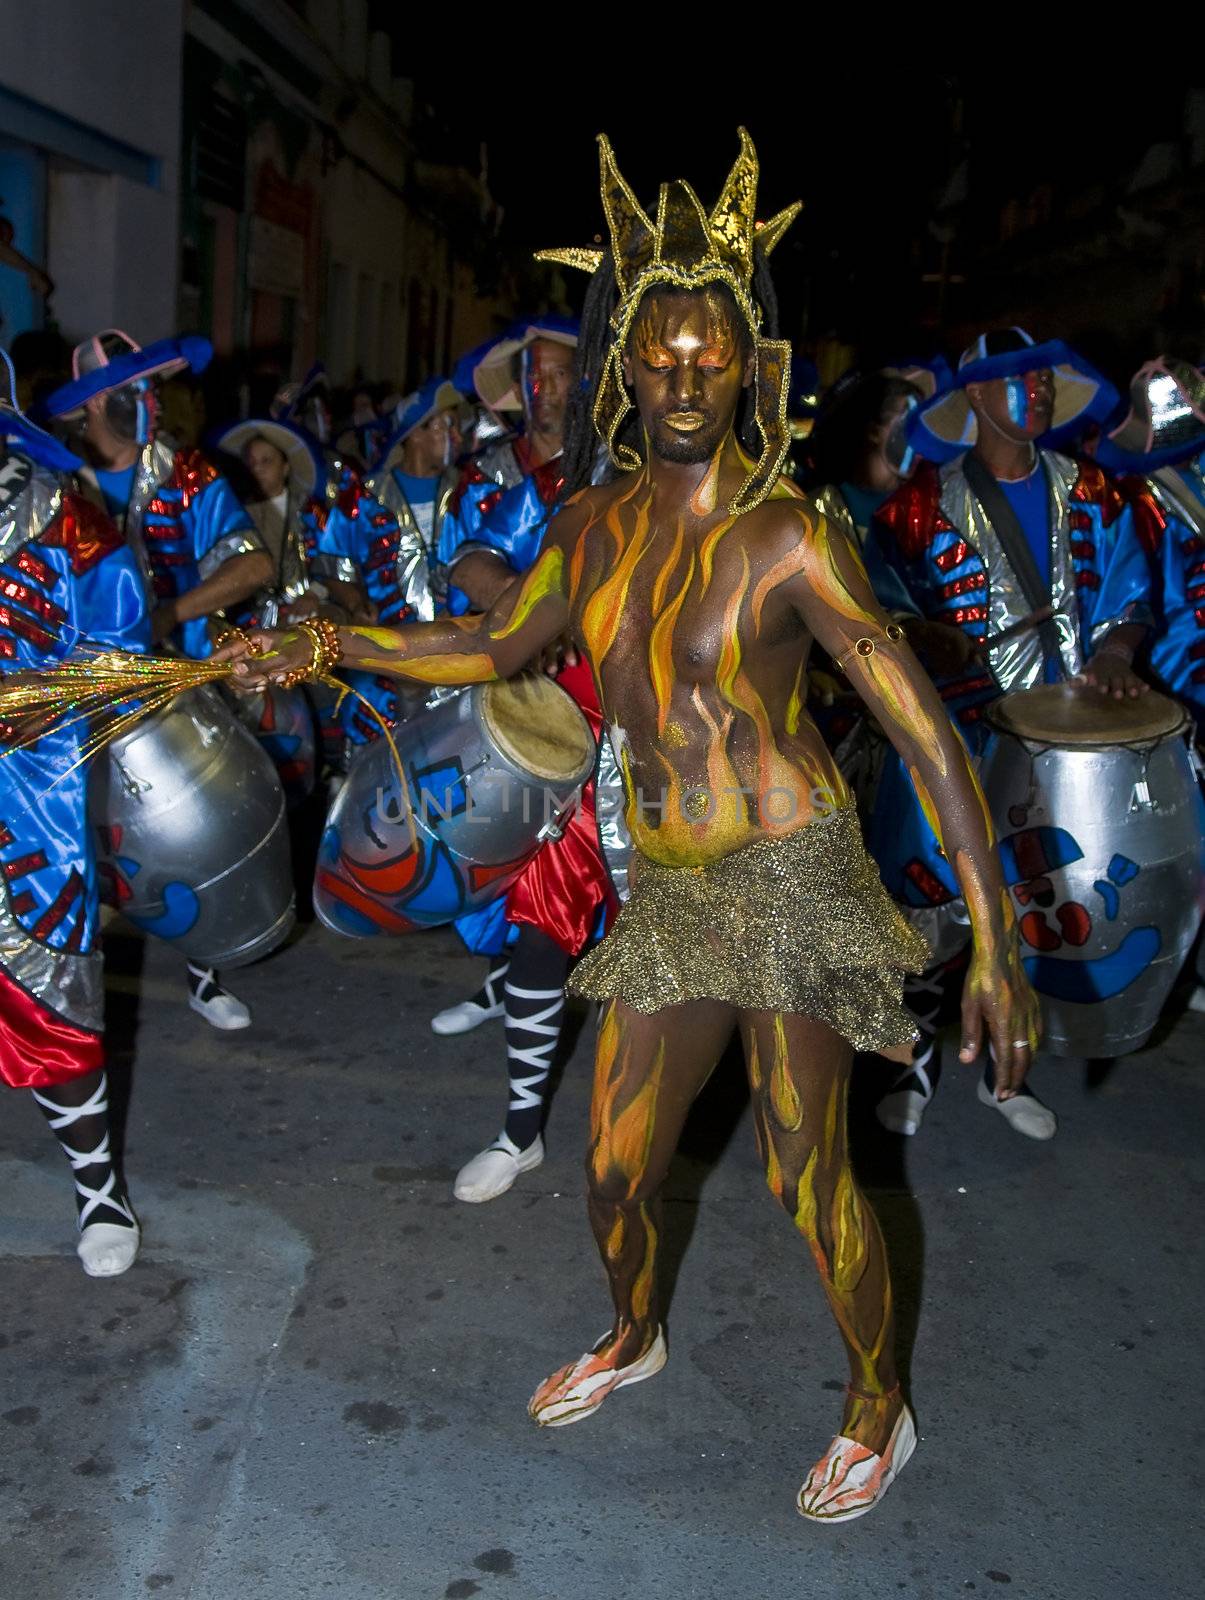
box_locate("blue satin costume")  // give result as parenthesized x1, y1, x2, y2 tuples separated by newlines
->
(0, 455, 149, 1087)
(441, 461, 567, 956)
(1123, 451, 1205, 729)
(311, 473, 433, 742)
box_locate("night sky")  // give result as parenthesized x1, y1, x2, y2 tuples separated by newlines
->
(406, 69, 1202, 365)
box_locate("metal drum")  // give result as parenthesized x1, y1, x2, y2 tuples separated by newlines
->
(91, 688, 296, 967)
(221, 682, 317, 807)
(980, 683, 1205, 1057)
(314, 673, 597, 936)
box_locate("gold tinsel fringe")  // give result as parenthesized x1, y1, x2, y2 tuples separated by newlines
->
(0, 647, 415, 851)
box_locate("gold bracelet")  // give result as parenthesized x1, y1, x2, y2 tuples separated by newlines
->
(285, 619, 343, 686)
(306, 615, 343, 672)
(214, 624, 266, 660)
(835, 621, 904, 673)
(277, 627, 318, 690)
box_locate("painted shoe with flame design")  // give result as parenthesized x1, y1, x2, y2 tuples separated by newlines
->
(528, 1328, 668, 1428)
(797, 1404, 917, 1522)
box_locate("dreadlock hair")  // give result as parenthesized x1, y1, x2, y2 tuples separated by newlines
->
(557, 251, 623, 506)
(556, 242, 784, 508)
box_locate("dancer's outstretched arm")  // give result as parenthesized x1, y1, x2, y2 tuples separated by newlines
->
(217, 501, 584, 689)
(782, 502, 1041, 1094)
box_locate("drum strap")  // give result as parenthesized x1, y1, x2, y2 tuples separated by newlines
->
(963, 453, 1066, 679)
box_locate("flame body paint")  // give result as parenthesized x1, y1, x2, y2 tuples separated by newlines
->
(563, 464, 857, 866)
(569, 996, 902, 1453)
(799, 510, 1035, 1036)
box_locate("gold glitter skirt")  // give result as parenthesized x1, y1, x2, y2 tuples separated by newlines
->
(569, 807, 930, 1054)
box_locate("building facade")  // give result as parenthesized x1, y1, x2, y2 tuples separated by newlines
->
(0, 0, 184, 358)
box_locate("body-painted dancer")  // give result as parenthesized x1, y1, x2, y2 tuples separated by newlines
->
(220, 132, 1039, 1522)
(0, 377, 149, 1275)
(41, 332, 273, 1031)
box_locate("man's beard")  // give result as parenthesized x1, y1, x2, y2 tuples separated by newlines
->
(647, 413, 729, 465)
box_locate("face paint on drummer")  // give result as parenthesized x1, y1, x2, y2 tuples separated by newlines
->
(104, 378, 158, 446)
(522, 339, 574, 439)
(987, 367, 1053, 440)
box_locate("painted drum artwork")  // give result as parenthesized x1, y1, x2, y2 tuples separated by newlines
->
(91, 689, 296, 968)
(314, 673, 597, 936)
(980, 684, 1205, 1057)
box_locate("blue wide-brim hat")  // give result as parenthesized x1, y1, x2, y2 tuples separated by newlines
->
(1, 351, 82, 472)
(1094, 357, 1205, 473)
(372, 377, 463, 472)
(913, 328, 1118, 463)
(210, 417, 327, 500)
(465, 315, 580, 414)
(39, 328, 213, 421)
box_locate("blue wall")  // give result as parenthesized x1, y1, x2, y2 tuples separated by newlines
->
(0, 139, 47, 345)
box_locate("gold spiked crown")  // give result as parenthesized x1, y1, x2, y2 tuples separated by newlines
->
(537, 128, 801, 512)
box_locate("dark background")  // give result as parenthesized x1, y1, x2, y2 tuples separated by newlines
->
(407, 68, 1205, 375)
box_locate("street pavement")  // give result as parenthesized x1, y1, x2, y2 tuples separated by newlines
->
(1, 904, 1203, 1600)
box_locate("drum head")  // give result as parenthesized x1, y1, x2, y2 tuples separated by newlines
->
(480, 675, 594, 782)
(988, 682, 1187, 746)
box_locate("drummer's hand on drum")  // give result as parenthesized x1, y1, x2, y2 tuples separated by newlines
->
(958, 939, 1042, 1097)
(1076, 648, 1149, 700)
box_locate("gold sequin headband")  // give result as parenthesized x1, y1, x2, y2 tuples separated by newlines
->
(536, 128, 801, 514)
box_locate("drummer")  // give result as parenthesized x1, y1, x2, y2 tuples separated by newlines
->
(427, 325, 583, 1042)
(40, 331, 273, 1033)
(306, 378, 464, 747)
(210, 415, 359, 797)
(869, 327, 1154, 1140)
(436, 315, 579, 590)
(428, 428, 618, 1205)
(1095, 358, 1205, 1015)
(0, 375, 149, 1275)
(1094, 358, 1205, 732)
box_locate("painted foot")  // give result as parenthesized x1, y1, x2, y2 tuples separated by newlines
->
(529, 1328, 667, 1428)
(798, 1405, 916, 1523)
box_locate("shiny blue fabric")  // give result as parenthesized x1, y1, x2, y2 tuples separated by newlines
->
(442, 468, 560, 958)
(313, 479, 425, 742)
(148, 453, 257, 660)
(0, 478, 149, 958)
(1146, 453, 1205, 727)
(444, 472, 552, 615)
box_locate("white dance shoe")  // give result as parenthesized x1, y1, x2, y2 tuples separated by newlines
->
(430, 995, 505, 1036)
(977, 1078, 1057, 1139)
(188, 970, 251, 1031)
(78, 1221, 141, 1278)
(453, 1132, 544, 1202)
